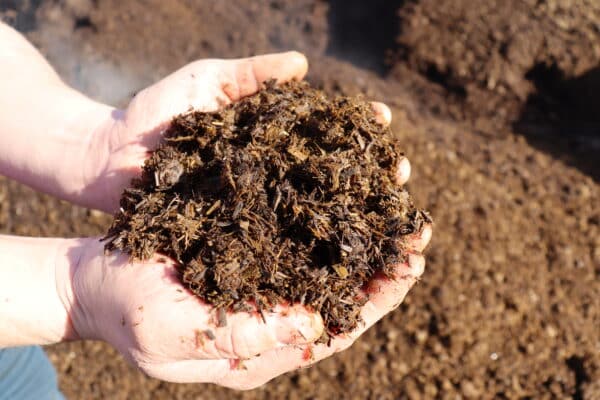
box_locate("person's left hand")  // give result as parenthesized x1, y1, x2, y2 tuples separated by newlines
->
(62, 238, 325, 386)
(80, 51, 396, 212)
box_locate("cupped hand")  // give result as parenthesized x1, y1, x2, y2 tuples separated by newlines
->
(218, 225, 432, 389)
(64, 238, 325, 383)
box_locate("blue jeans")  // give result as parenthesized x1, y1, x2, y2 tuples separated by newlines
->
(0, 346, 64, 400)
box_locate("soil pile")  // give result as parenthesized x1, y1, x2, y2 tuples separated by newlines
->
(392, 0, 600, 140)
(104, 80, 429, 337)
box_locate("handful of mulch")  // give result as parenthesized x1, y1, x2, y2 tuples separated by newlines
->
(104, 80, 430, 340)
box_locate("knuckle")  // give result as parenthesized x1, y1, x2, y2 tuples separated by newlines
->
(221, 78, 240, 101)
(230, 317, 279, 358)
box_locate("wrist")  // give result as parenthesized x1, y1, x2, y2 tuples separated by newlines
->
(0, 236, 82, 347)
(56, 237, 123, 344)
(76, 105, 127, 212)
(53, 237, 90, 342)
(0, 80, 118, 207)
(44, 87, 119, 207)
(0, 22, 122, 210)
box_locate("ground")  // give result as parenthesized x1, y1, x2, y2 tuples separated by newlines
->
(0, 0, 599, 398)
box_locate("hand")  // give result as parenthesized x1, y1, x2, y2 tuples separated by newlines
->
(81, 51, 397, 213)
(209, 225, 431, 390)
(63, 238, 325, 384)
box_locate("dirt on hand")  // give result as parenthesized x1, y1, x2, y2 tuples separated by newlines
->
(104, 80, 429, 339)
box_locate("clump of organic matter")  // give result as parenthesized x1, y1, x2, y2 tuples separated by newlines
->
(104, 80, 430, 340)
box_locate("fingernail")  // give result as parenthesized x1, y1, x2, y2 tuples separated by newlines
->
(379, 104, 392, 125)
(415, 224, 433, 251)
(371, 102, 392, 126)
(408, 253, 425, 277)
(396, 157, 411, 185)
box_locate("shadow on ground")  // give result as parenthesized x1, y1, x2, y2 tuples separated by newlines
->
(325, 0, 405, 75)
(0, 0, 41, 31)
(514, 64, 600, 181)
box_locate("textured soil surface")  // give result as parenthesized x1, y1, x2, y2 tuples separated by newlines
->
(1, 0, 599, 399)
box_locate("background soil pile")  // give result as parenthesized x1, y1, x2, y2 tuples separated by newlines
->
(1, 0, 599, 398)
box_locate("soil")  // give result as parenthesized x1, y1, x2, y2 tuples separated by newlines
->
(1, 0, 599, 399)
(392, 0, 600, 181)
(105, 80, 429, 338)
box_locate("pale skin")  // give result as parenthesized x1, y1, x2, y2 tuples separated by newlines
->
(0, 22, 432, 389)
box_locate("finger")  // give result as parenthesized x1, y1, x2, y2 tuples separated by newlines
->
(140, 356, 286, 389)
(202, 304, 324, 360)
(134, 253, 423, 387)
(371, 101, 392, 127)
(360, 258, 423, 322)
(216, 259, 423, 389)
(217, 335, 356, 390)
(136, 264, 324, 362)
(406, 223, 433, 253)
(369, 102, 408, 185)
(396, 156, 411, 185)
(221, 51, 309, 102)
(138, 358, 228, 384)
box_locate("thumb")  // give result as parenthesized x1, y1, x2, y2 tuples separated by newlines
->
(219, 51, 308, 102)
(119, 51, 308, 155)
